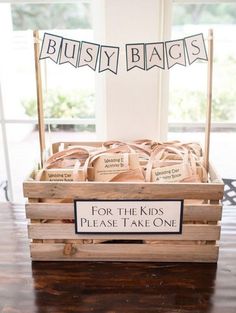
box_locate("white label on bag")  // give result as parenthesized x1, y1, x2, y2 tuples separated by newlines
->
(44, 169, 84, 182)
(93, 153, 138, 182)
(151, 163, 189, 182)
(45, 169, 74, 181)
(74, 200, 183, 234)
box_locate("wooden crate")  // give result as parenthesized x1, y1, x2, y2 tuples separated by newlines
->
(23, 142, 224, 263)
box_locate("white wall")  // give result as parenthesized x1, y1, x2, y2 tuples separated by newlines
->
(93, 0, 171, 141)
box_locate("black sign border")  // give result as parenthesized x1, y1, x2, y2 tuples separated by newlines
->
(74, 199, 184, 235)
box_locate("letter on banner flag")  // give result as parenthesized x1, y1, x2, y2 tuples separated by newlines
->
(59, 38, 80, 67)
(39, 33, 62, 63)
(145, 42, 165, 70)
(78, 41, 100, 71)
(184, 33, 208, 65)
(126, 44, 145, 71)
(165, 39, 186, 69)
(99, 46, 120, 74)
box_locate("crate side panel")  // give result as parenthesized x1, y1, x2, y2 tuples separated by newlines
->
(28, 224, 221, 241)
(26, 202, 222, 221)
(23, 181, 224, 200)
(30, 243, 219, 262)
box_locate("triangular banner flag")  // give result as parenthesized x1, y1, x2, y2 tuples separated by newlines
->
(165, 39, 186, 69)
(78, 41, 100, 71)
(59, 38, 80, 68)
(39, 33, 62, 64)
(185, 33, 208, 65)
(126, 44, 145, 71)
(145, 42, 165, 70)
(99, 45, 120, 74)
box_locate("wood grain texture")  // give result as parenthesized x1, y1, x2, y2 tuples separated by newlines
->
(33, 30, 45, 167)
(28, 223, 221, 241)
(24, 176, 223, 262)
(25, 202, 222, 221)
(23, 180, 224, 200)
(0, 203, 236, 313)
(204, 29, 214, 173)
(30, 243, 219, 262)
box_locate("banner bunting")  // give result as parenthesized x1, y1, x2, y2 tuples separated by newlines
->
(78, 41, 100, 71)
(165, 39, 186, 69)
(184, 33, 208, 65)
(126, 44, 145, 71)
(99, 45, 120, 74)
(39, 32, 208, 74)
(145, 42, 165, 70)
(59, 38, 80, 68)
(40, 33, 62, 63)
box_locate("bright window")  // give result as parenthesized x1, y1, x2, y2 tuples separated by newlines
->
(169, 2, 236, 124)
(168, 1, 236, 180)
(0, 2, 96, 202)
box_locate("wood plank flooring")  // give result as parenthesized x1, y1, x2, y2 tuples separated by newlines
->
(0, 203, 236, 313)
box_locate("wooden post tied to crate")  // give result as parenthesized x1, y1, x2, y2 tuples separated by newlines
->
(23, 30, 224, 262)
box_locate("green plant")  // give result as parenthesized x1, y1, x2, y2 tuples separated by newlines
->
(169, 89, 236, 122)
(22, 89, 95, 131)
(11, 3, 91, 30)
(173, 3, 236, 25)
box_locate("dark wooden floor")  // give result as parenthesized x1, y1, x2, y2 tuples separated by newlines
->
(0, 203, 236, 313)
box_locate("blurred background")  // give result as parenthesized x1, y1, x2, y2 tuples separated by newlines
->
(0, 0, 235, 202)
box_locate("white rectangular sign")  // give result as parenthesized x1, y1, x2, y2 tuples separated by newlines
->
(74, 200, 183, 234)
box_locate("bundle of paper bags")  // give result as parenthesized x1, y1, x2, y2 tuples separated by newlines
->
(36, 140, 208, 183)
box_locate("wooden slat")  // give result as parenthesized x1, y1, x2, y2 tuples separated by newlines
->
(28, 224, 221, 240)
(23, 181, 224, 200)
(25, 203, 222, 221)
(26, 203, 73, 219)
(184, 204, 222, 221)
(30, 243, 219, 262)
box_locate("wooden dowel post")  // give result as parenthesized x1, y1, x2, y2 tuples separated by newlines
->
(33, 30, 45, 168)
(204, 29, 214, 174)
